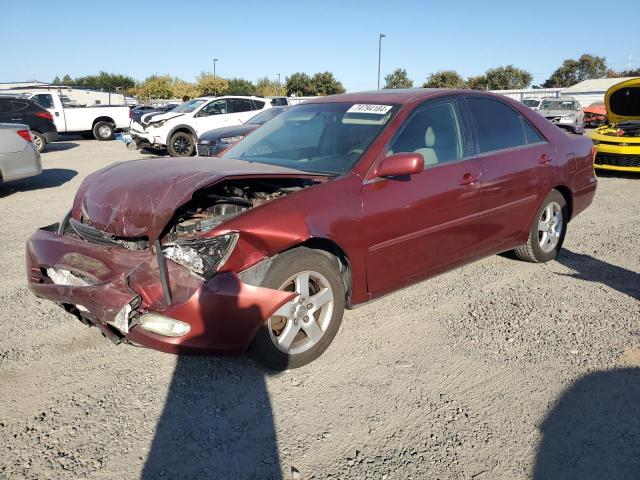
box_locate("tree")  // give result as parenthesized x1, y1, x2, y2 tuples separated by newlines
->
(52, 76, 61, 85)
(311, 72, 345, 95)
(73, 71, 135, 90)
(543, 54, 607, 88)
(286, 72, 315, 96)
(606, 67, 640, 78)
(384, 68, 413, 89)
(172, 79, 198, 100)
(483, 65, 533, 90)
(465, 75, 489, 90)
(138, 75, 174, 99)
(196, 72, 229, 96)
(226, 78, 255, 96)
(254, 77, 286, 97)
(61, 74, 73, 85)
(422, 70, 465, 89)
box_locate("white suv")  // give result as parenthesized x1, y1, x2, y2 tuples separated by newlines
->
(130, 96, 271, 156)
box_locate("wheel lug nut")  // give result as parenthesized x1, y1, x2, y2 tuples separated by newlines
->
(307, 303, 313, 309)
(304, 316, 309, 322)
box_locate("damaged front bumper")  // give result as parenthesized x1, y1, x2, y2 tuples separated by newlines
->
(26, 224, 294, 355)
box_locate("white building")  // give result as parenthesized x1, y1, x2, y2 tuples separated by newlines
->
(0, 82, 127, 106)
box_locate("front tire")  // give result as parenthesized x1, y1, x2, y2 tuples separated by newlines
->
(167, 131, 195, 157)
(93, 121, 115, 141)
(30, 131, 45, 152)
(513, 190, 568, 263)
(250, 247, 345, 370)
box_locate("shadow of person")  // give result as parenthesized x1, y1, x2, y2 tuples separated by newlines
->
(0, 168, 77, 198)
(554, 249, 640, 301)
(534, 368, 640, 480)
(142, 279, 282, 479)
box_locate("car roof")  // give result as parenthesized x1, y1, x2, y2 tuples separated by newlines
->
(303, 88, 467, 105)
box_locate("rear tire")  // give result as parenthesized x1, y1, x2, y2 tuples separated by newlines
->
(250, 247, 345, 370)
(167, 131, 195, 157)
(513, 190, 568, 263)
(30, 131, 45, 152)
(93, 121, 115, 141)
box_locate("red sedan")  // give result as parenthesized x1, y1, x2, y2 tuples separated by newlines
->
(26, 90, 597, 369)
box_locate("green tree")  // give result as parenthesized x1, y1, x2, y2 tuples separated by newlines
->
(61, 74, 73, 85)
(52, 76, 61, 85)
(73, 71, 135, 90)
(226, 78, 256, 95)
(254, 77, 286, 97)
(286, 72, 315, 96)
(138, 75, 174, 99)
(196, 72, 229, 96)
(384, 68, 414, 89)
(311, 72, 345, 95)
(172, 79, 198, 100)
(483, 65, 533, 90)
(465, 75, 489, 90)
(543, 54, 607, 87)
(422, 70, 466, 88)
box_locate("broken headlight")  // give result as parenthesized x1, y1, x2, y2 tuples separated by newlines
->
(162, 233, 238, 280)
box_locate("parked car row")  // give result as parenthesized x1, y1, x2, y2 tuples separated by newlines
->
(0, 96, 57, 152)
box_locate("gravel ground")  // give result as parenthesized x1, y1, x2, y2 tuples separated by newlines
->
(0, 138, 638, 480)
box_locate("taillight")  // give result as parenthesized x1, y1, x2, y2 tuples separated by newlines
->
(16, 130, 32, 142)
(35, 111, 53, 121)
(129, 110, 133, 119)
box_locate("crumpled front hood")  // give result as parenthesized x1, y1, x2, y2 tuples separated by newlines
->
(72, 157, 313, 241)
(605, 77, 640, 124)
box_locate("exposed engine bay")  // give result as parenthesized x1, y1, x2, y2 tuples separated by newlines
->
(600, 121, 640, 138)
(166, 178, 320, 240)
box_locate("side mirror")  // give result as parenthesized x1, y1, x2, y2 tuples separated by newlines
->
(377, 153, 424, 178)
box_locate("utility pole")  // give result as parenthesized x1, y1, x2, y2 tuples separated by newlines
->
(277, 73, 281, 85)
(213, 58, 219, 95)
(377, 33, 386, 90)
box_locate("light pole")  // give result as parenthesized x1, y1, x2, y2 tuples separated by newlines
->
(377, 33, 386, 90)
(277, 73, 281, 85)
(213, 58, 219, 95)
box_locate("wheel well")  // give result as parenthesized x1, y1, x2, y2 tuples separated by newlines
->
(169, 126, 196, 138)
(291, 238, 353, 305)
(553, 185, 573, 221)
(92, 116, 115, 127)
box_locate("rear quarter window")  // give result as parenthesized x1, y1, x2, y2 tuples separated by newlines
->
(0, 99, 13, 113)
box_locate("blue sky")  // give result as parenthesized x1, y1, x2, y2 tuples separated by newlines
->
(1, 0, 638, 91)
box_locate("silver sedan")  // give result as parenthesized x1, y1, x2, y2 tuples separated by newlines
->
(0, 123, 42, 183)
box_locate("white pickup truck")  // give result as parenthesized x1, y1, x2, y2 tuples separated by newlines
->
(25, 92, 130, 140)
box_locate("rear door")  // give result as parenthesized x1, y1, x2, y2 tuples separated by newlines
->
(362, 96, 482, 296)
(463, 96, 553, 254)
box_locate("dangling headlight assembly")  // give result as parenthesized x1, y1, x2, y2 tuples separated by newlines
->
(162, 233, 239, 280)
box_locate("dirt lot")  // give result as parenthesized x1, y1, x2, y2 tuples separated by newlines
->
(1, 138, 639, 479)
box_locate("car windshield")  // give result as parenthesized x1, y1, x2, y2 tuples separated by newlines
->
(540, 100, 576, 111)
(246, 107, 286, 125)
(222, 102, 398, 175)
(171, 99, 206, 113)
(523, 99, 540, 107)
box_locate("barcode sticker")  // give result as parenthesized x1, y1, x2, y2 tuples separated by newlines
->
(346, 104, 393, 115)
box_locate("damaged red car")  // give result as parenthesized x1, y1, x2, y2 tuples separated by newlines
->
(27, 90, 597, 369)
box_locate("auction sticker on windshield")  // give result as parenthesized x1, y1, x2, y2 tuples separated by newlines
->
(347, 104, 393, 114)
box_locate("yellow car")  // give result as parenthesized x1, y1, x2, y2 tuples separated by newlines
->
(588, 77, 640, 173)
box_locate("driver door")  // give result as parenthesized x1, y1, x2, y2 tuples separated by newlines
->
(362, 97, 483, 296)
(194, 99, 229, 136)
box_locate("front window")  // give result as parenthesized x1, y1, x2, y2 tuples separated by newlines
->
(32, 94, 54, 109)
(198, 99, 228, 116)
(172, 99, 207, 113)
(222, 102, 398, 175)
(539, 99, 576, 111)
(523, 99, 540, 108)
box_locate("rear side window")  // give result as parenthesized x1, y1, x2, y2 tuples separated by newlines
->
(31, 93, 54, 109)
(467, 98, 530, 153)
(521, 118, 545, 144)
(11, 100, 29, 112)
(0, 99, 13, 113)
(228, 98, 254, 113)
(253, 100, 266, 109)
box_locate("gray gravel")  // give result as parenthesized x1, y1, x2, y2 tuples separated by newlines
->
(1, 138, 638, 479)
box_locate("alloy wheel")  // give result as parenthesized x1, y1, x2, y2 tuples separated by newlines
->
(268, 270, 334, 355)
(537, 201, 563, 253)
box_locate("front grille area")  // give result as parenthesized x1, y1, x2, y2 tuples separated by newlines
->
(196, 143, 218, 157)
(69, 218, 147, 250)
(595, 153, 640, 168)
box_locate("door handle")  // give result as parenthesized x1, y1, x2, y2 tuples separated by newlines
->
(55, 111, 60, 117)
(459, 172, 481, 185)
(538, 153, 552, 164)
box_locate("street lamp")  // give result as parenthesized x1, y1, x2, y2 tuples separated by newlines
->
(213, 58, 219, 95)
(377, 33, 386, 90)
(277, 73, 281, 85)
